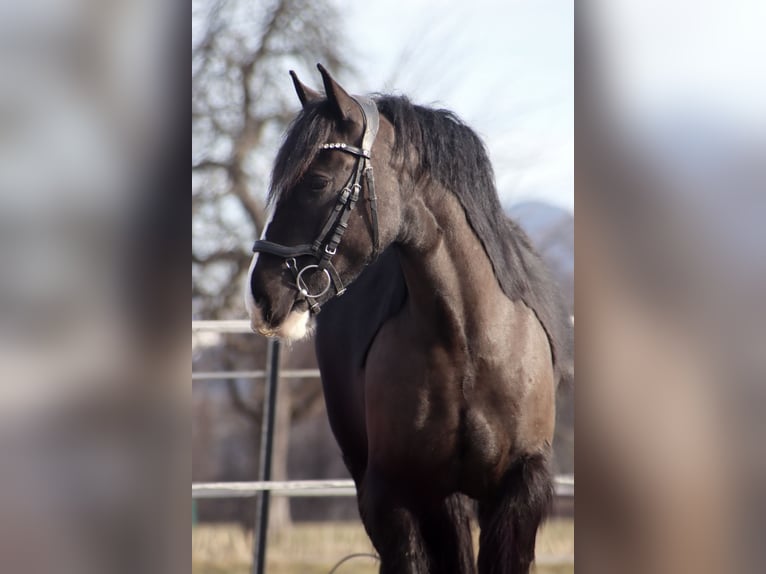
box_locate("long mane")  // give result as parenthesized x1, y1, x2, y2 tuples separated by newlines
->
(375, 95, 572, 382)
(270, 95, 573, 381)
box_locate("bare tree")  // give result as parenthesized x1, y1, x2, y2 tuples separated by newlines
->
(192, 0, 350, 531)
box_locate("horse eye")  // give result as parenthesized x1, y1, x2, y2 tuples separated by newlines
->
(308, 176, 330, 191)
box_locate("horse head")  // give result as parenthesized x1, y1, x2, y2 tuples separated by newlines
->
(246, 65, 402, 339)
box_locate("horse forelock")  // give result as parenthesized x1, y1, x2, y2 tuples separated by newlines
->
(269, 101, 335, 206)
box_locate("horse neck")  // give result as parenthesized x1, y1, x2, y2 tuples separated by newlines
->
(396, 181, 505, 342)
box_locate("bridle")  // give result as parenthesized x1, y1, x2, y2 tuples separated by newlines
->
(251, 95, 380, 314)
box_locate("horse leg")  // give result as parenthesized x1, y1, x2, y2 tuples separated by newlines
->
(417, 493, 477, 574)
(477, 454, 552, 574)
(358, 470, 428, 574)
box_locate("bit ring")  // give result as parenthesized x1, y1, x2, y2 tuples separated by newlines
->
(295, 265, 332, 299)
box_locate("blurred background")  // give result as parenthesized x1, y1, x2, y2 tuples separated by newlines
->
(0, 0, 186, 573)
(1, 0, 763, 572)
(577, 1, 765, 573)
(192, 0, 573, 572)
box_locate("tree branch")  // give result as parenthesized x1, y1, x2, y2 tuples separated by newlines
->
(192, 250, 249, 266)
(229, 176, 267, 231)
(192, 159, 228, 171)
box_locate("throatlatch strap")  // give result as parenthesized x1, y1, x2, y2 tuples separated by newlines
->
(364, 162, 379, 258)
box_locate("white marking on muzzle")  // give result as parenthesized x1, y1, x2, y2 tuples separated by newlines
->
(245, 253, 263, 330)
(245, 210, 273, 332)
(276, 309, 311, 340)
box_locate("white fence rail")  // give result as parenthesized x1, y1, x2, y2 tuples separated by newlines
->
(193, 369, 321, 381)
(193, 480, 357, 498)
(192, 318, 572, 334)
(193, 476, 574, 500)
(193, 319, 253, 333)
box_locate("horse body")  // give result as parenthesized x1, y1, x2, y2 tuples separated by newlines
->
(247, 65, 571, 574)
(317, 186, 556, 573)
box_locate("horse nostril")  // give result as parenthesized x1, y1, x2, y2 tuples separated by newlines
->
(250, 273, 265, 305)
(249, 278, 275, 323)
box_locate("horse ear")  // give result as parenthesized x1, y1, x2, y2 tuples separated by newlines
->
(289, 70, 322, 108)
(317, 63, 357, 121)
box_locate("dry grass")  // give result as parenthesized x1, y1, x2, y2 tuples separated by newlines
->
(192, 518, 573, 574)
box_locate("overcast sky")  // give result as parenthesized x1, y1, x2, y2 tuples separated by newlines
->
(339, 0, 574, 212)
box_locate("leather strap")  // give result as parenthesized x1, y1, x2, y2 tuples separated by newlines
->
(364, 164, 380, 258)
(252, 94, 380, 314)
(356, 96, 379, 153)
(319, 143, 369, 158)
(251, 240, 314, 259)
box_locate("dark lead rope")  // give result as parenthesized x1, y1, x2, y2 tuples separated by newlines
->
(251, 95, 380, 314)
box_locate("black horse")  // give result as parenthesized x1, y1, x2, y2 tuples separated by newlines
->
(246, 65, 573, 574)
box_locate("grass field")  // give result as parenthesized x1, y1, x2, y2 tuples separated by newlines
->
(192, 518, 573, 574)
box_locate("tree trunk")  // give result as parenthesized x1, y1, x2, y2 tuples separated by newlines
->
(267, 371, 292, 533)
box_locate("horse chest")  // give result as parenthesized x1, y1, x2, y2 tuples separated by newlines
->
(363, 326, 515, 485)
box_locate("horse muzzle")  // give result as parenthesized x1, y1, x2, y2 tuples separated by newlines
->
(246, 296, 312, 340)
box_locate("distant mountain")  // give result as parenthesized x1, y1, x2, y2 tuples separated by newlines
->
(507, 201, 571, 236)
(506, 200, 573, 313)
